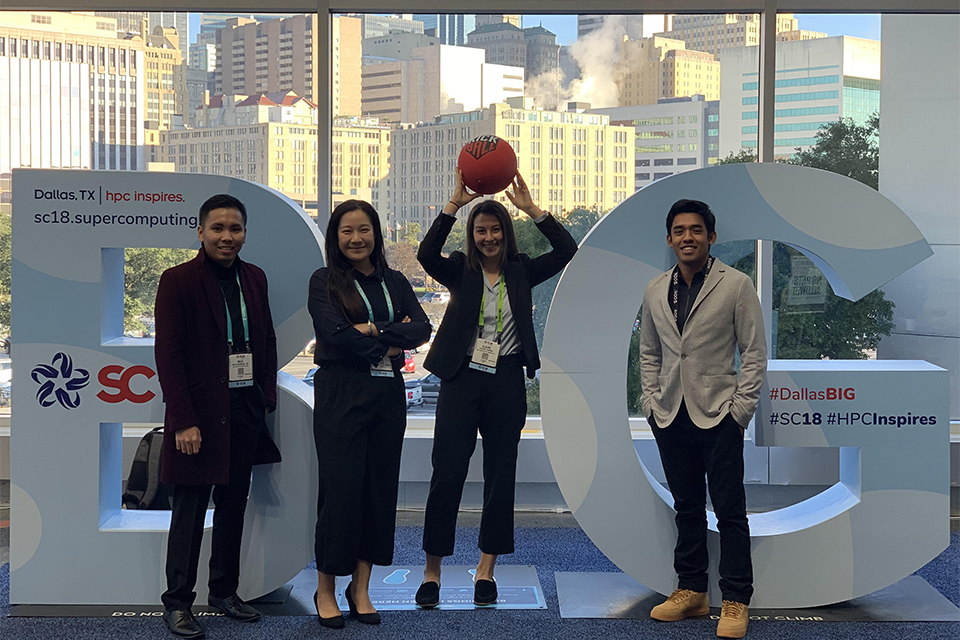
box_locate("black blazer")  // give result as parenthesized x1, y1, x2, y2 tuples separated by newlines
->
(418, 213, 577, 380)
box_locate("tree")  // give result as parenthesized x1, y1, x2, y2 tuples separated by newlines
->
(713, 114, 894, 359)
(399, 221, 422, 246)
(124, 248, 194, 333)
(0, 212, 10, 334)
(384, 241, 422, 281)
(788, 115, 879, 189)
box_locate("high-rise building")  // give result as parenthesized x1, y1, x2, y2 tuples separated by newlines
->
(355, 14, 424, 38)
(718, 36, 880, 158)
(590, 95, 720, 192)
(523, 26, 560, 79)
(476, 15, 522, 29)
(361, 43, 524, 124)
(657, 13, 824, 56)
(616, 37, 720, 106)
(413, 14, 477, 46)
(95, 11, 189, 63)
(389, 97, 634, 235)
(578, 15, 668, 40)
(214, 15, 362, 117)
(199, 13, 297, 36)
(466, 22, 527, 67)
(144, 24, 187, 130)
(0, 11, 147, 212)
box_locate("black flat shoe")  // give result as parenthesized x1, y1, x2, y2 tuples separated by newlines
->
(345, 581, 382, 625)
(474, 578, 498, 606)
(313, 589, 345, 629)
(207, 593, 262, 622)
(162, 609, 205, 639)
(415, 581, 440, 608)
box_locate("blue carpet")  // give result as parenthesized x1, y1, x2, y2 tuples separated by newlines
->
(1, 527, 957, 639)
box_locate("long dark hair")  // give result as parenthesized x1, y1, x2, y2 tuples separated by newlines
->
(464, 200, 519, 272)
(324, 199, 387, 323)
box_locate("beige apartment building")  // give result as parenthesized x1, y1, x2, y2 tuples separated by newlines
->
(658, 14, 824, 56)
(143, 24, 187, 130)
(389, 97, 634, 236)
(617, 36, 721, 106)
(158, 97, 391, 218)
(214, 14, 361, 117)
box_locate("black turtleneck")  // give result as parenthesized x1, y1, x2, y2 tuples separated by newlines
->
(206, 255, 245, 352)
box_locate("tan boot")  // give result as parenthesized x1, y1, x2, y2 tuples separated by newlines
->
(650, 589, 709, 621)
(716, 600, 749, 638)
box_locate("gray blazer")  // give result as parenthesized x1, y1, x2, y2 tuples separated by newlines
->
(639, 258, 767, 429)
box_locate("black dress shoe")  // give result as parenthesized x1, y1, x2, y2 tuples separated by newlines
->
(415, 581, 440, 608)
(207, 593, 262, 622)
(162, 609, 205, 639)
(345, 581, 382, 625)
(314, 589, 345, 629)
(474, 578, 498, 606)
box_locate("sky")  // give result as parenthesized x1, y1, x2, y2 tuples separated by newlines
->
(189, 13, 882, 46)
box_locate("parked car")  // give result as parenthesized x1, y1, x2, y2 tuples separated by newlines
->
(305, 367, 423, 408)
(417, 372, 442, 402)
(404, 378, 424, 407)
(403, 351, 416, 373)
(434, 292, 451, 303)
(409, 276, 425, 288)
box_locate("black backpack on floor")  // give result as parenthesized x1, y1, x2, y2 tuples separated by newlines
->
(123, 426, 175, 510)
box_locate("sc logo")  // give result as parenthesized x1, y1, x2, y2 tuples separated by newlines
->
(97, 364, 156, 404)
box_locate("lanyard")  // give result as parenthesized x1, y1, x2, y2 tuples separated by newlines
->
(671, 255, 714, 325)
(222, 270, 250, 350)
(479, 273, 505, 339)
(354, 278, 394, 323)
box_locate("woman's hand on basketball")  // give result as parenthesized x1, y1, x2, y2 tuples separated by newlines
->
(448, 168, 482, 210)
(506, 172, 544, 219)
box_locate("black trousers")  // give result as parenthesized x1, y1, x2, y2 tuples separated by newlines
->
(423, 354, 527, 557)
(313, 363, 406, 576)
(652, 402, 753, 604)
(162, 393, 263, 611)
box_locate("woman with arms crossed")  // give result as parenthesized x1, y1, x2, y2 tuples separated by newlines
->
(415, 171, 577, 607)
(308, 200, 431, 628)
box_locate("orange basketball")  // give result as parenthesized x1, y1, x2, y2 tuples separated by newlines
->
(457, 135, 517, 195)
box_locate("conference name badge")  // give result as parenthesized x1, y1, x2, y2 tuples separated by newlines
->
(228, 353, 254, 388)
(370, 355, 395, 378)
(469, 338, 500, 374)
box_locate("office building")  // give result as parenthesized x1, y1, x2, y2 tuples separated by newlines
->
(617, 36, 720, 106)
(214, 14, 362, 117)
(590, 94, 720, 191)
(199, 12, 297, 36)
(657, 13, 824, 56)
(413, 14, 477, 46)
(718, 35, 880, 157)
(476, 15, 522, 29)
(361, 43, 524, 123)
(0, 11, 146, 212)
(356, 14, 423, 38)
(143, 24, 187, 131)
(95, 11, 189, 62)
(389, 97, 634, 235)
(578, 14, 668, 40)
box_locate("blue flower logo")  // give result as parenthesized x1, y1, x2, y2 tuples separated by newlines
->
(32, 352, 90, 409)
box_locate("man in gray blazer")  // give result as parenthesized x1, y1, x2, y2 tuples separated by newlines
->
(639, 199, 766, 639)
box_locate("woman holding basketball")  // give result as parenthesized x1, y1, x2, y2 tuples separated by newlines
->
(414, 170, 577, 607)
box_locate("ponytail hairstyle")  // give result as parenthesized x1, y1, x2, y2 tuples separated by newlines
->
(324, 199, 387, 323)
(463, 199, 519, 272)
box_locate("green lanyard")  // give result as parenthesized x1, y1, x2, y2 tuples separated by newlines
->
(354, 278, 394, 323)
(479, 274, 505, 340)
(222, 270, 250, 350)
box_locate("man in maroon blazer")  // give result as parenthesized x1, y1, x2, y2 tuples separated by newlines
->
(154, 194, 281, 639)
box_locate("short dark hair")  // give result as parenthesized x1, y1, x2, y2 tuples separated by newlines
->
(199, 194, 247, 227)
(666, 199, 715, 236)
(464, 199, 519, 271)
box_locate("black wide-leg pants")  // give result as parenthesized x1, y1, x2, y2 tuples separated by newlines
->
(162, 393, 263, 611)
(422, 354, 527, 557)
(313, 363, 406, 576)
(652, 401, 754, 604)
